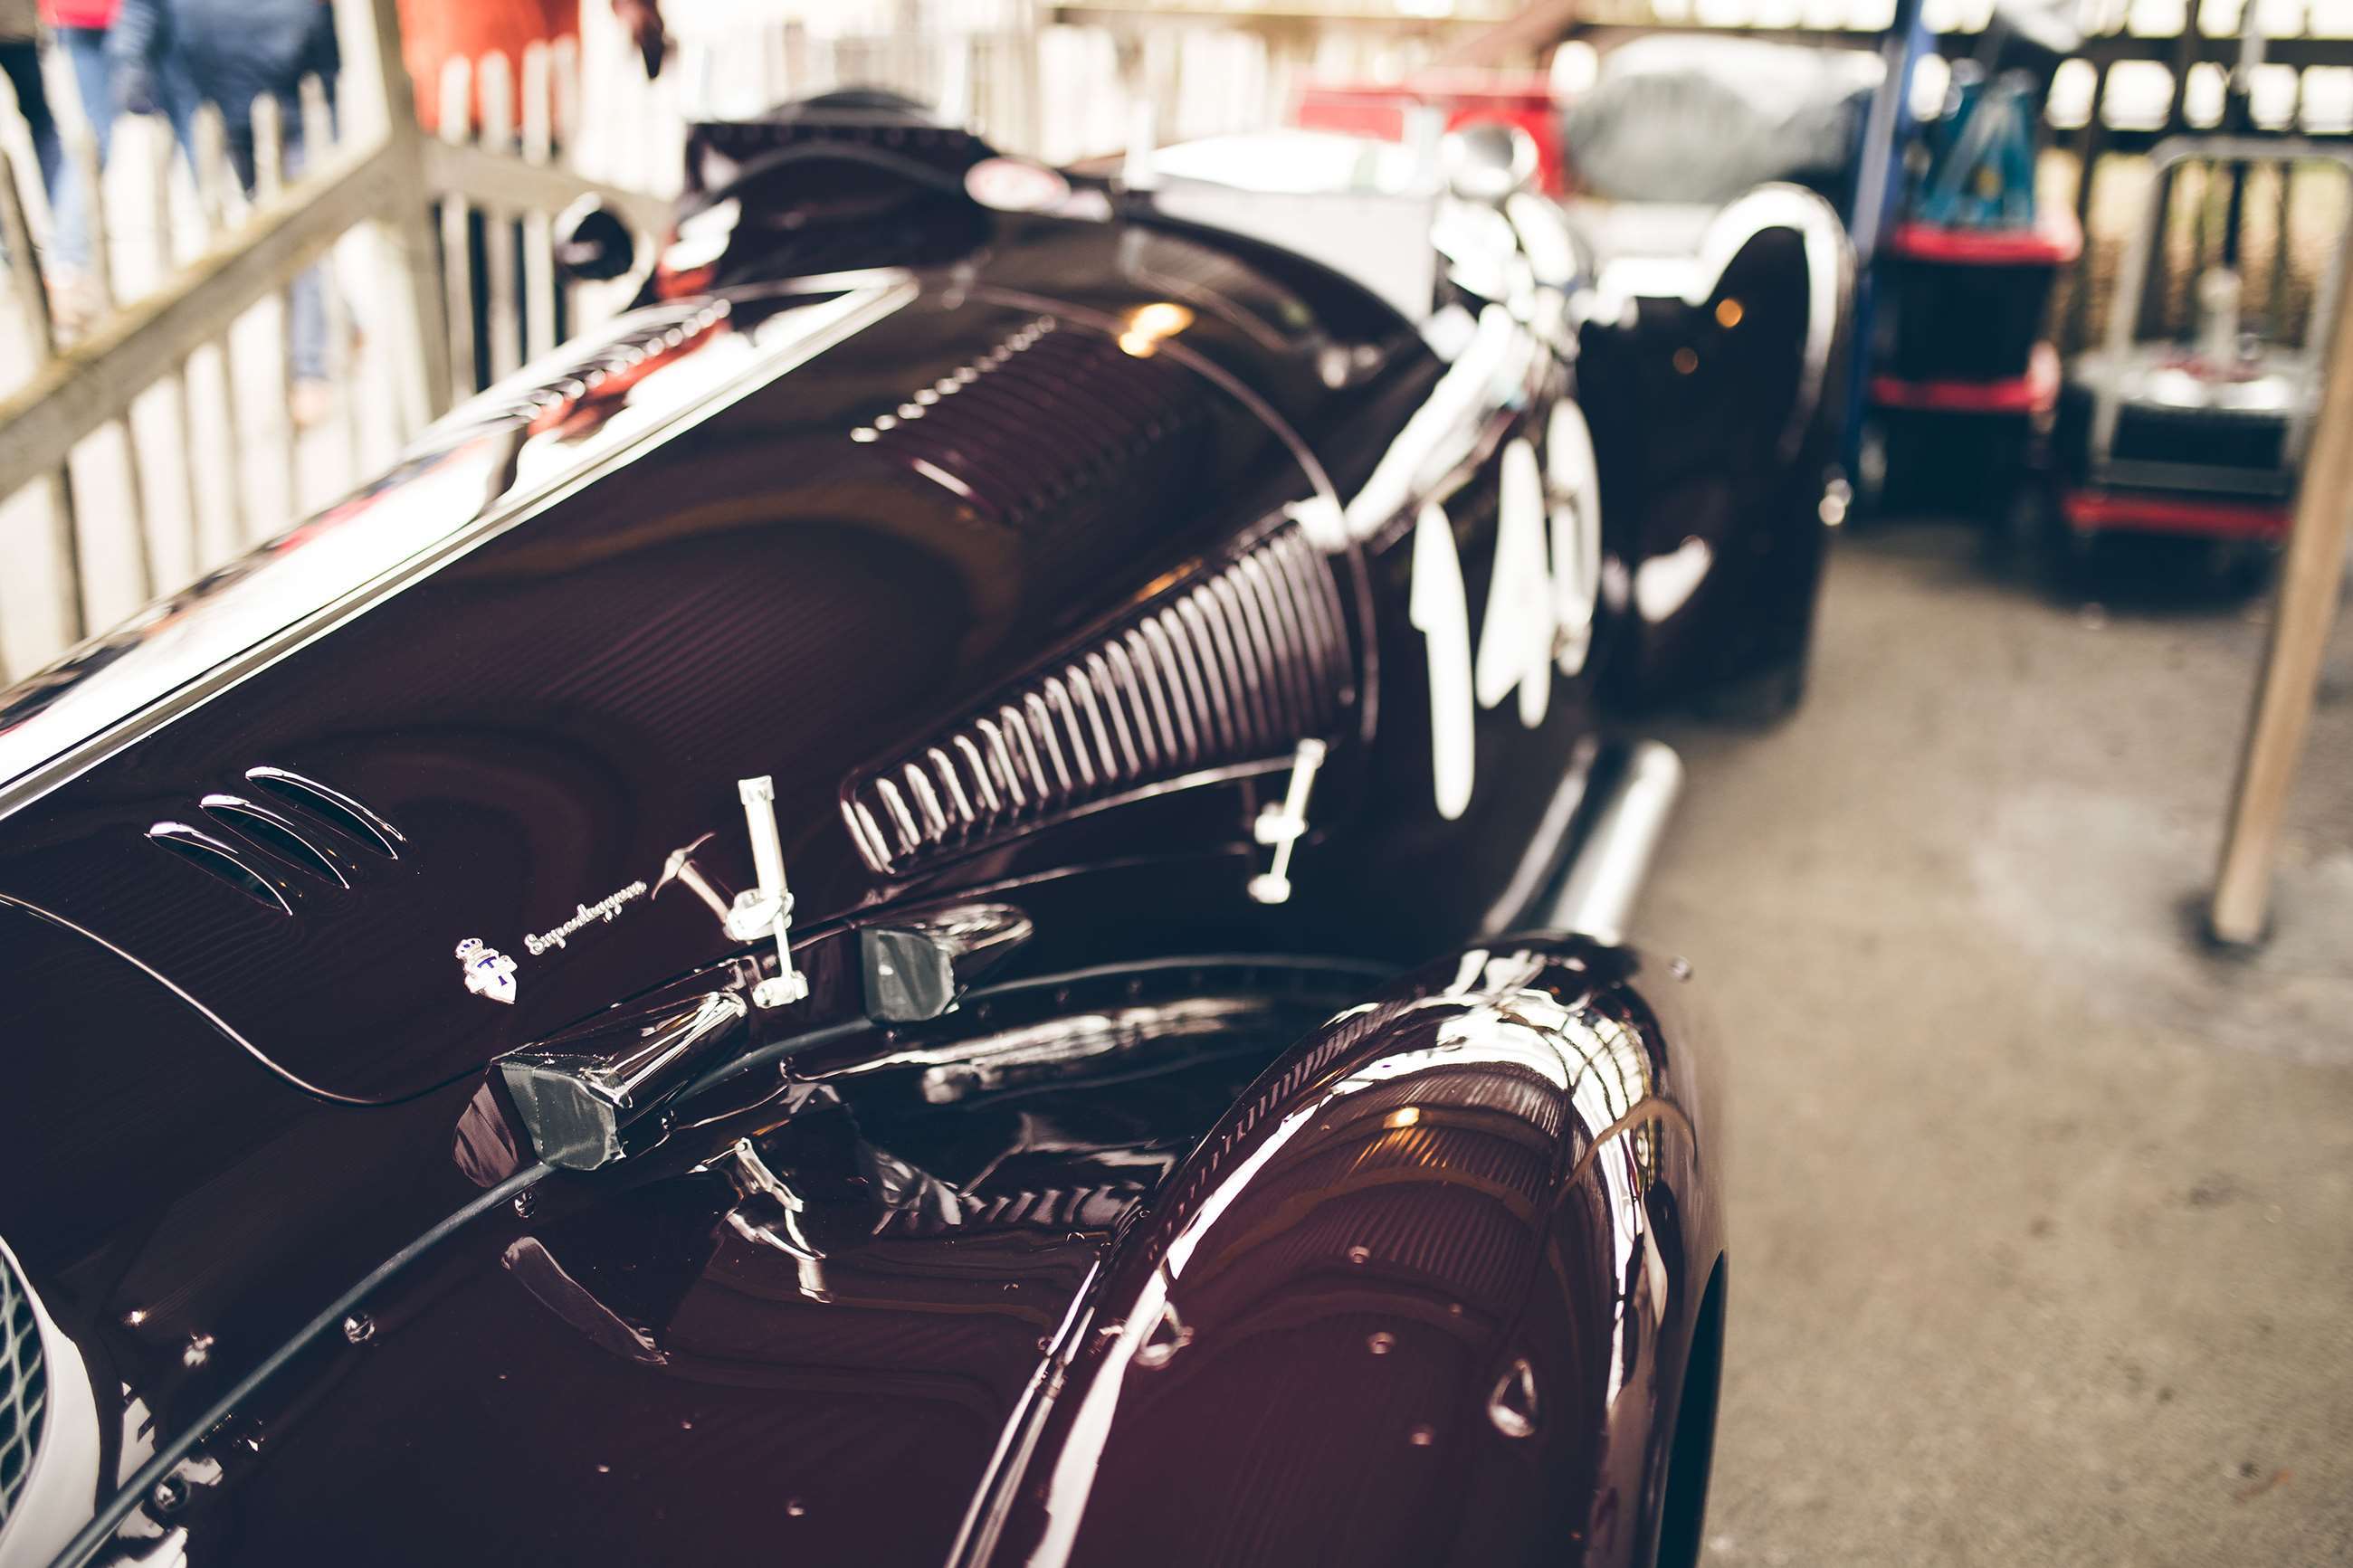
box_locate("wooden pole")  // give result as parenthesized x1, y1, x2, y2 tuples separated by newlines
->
(2208, 251, 2353, 946)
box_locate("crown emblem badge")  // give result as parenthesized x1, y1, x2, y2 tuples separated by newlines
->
(455, 938, 519, 1005)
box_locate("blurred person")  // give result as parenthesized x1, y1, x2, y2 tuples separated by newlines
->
(39, 0, 194, 330)
(110, 0, 337, 418)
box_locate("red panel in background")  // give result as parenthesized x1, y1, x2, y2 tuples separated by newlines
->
(1886, 206, 2084, 267)
(1870, 341, 2062, 416)
(2062, 488, 2292, 541)
(1293, 75, 1567, 195)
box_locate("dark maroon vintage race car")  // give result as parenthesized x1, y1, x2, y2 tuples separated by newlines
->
(0, 97, 1850, 1568)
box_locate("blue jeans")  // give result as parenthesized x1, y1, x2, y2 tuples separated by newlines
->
(47, 26, 197, 275)
(224, 107, 327, 383)
(61, 27, 114, 159)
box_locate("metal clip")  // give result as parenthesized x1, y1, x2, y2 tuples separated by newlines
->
(731, 775, 809, 1009)
(1247, 738, 1327, 906)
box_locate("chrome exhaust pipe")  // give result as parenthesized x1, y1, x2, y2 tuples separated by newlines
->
(1541, 739, 1685, 946)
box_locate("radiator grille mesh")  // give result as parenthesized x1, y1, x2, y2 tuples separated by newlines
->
(844, 523, 1350, 875)
(0, 1250, 47, 1531)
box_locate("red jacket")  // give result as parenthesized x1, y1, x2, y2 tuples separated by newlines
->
(41, 0, 118, 29)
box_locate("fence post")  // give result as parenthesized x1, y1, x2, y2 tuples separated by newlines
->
(0, 146, 89, 651)
(252, 92, 303, 526)
(782, 21, 810, 102)
(65, 124, 159, 608)
(302, 72, 366, 483)
(333, 0, 449, 430)
(479, 53, 522, 383)
(188, 104, 255, 548)
(520, 43, 557, 364)
(550, 36, 588, 334)
(1011, 0, 1044, 157)
(142, 118, 210, 578)
(437, 56, 479, 404)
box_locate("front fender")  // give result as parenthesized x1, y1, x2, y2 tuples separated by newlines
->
(964, 935, 1726, 1568)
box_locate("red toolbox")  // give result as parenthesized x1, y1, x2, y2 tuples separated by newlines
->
(1875, 209, 2082, 382)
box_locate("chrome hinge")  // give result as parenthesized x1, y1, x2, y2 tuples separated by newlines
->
(1247, 738, 1327, 906)
(730, 775, 809, 1009)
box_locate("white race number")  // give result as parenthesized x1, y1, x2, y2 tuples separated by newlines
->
(1409, 502, 1477, 822)
(1410, 403, 1606, 817)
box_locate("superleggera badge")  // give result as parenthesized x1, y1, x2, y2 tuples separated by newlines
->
(455, 938, 518, 1005)
(524, 879, 648, 955)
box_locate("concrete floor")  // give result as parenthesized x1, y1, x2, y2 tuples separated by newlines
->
(1643, 522, 2353, 1566)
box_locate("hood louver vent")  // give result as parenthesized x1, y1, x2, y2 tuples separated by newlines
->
(844, 521, 1351, 876)
(201, 795, 352, 886)
(148, 822, 294, 914)
(147, 767, 402, 911)
(243, 767, 403, 858)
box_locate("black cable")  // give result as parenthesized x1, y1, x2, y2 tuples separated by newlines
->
(46, 1160, 553, 1568)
